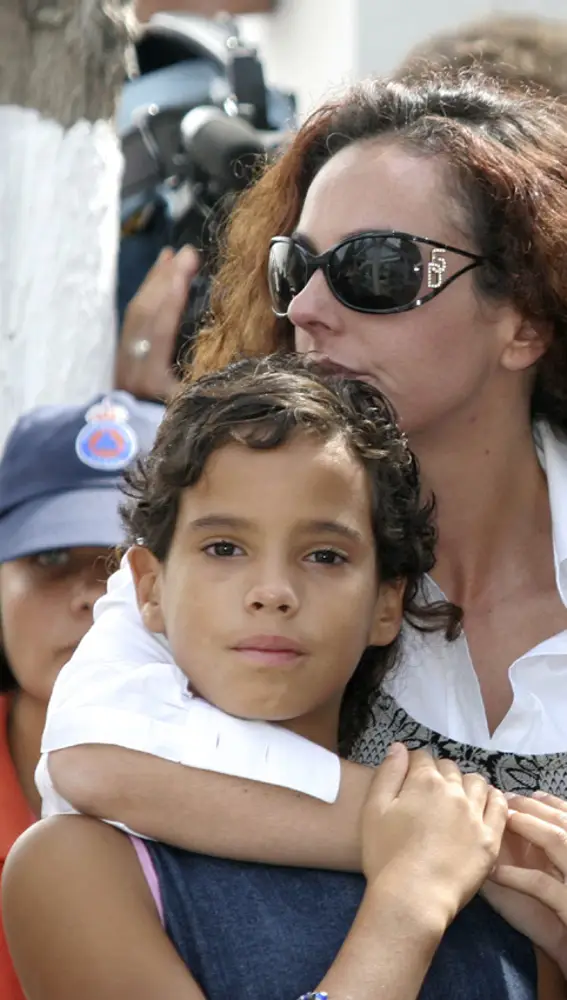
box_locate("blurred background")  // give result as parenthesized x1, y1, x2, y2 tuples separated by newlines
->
(237, 0, 567, 115)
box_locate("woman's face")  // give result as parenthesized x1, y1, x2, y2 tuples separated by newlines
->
(0, 547, 112, 703)
(291, 142, 541, 437)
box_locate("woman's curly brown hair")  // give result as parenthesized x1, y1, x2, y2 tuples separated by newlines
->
(122, 354, 461, 755)
(191, 74, 567, 433)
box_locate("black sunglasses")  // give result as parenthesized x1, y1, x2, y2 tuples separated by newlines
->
(268, 231, 486, 317)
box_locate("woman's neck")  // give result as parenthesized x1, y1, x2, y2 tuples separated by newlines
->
(8, 690, 46, 817)
(411, 404, 550, 606)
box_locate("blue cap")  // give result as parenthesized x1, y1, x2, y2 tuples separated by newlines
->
(0, 391, 164, 562)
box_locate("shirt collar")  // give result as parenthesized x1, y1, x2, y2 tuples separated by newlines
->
(535, 422, 567, 607)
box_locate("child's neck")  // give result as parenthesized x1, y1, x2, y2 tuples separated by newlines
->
(277, 700, 341, 753)
(8, 690, 46, 817)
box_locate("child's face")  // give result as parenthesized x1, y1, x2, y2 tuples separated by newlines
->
(0, 547, 111, 702)
(131, 434, 404, 742)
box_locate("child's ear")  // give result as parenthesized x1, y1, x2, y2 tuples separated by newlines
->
(128, 546, 166, 634)
(369, 579, 405, 647)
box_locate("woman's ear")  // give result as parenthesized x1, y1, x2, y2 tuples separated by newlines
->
(500, 315, 551, 373)
(369, 579, 405, 648)
(128, 546, 166, 634)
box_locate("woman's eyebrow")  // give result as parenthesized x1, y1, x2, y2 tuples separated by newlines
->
(291, 230, 318, 252)
(292, 227, 398, 251)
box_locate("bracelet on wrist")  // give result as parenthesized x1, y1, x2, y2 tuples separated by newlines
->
(298, 993, 328, 999)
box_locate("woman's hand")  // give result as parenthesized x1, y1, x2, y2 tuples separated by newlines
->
(361, 745, 508, 924)
(115, 246, 200, 401)
(482, 791, 567, 977)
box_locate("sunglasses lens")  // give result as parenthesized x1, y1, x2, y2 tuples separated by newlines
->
(268, 240, 307, 315)
(329, 235, 423, 312)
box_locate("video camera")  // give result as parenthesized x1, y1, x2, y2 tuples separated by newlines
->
(117, 13, 296, 361)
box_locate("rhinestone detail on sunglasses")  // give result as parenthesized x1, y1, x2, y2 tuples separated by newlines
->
(268, 231, 486, 317)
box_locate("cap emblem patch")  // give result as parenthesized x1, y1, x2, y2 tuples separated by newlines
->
(75, 398, 138, 471)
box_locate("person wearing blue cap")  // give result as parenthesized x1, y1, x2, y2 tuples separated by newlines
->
(0, 391, 162, 1000)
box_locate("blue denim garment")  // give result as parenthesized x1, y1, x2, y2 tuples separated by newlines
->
(146, 844, 536, 1000)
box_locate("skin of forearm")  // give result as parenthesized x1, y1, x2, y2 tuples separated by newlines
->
(48, 746, 373, 870)
(316, 878, 447, 1000)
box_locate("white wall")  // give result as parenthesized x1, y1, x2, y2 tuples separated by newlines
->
(241, 0, 358, 116)
(355, 0, 493, 80)
(494, 0, 567, 11)
(240, 1, 567, 117)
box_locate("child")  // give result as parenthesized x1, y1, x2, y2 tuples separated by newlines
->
(0, 391, 163, 1000)
(5, 355, 539, 1000)
(37, 354, 458, 823)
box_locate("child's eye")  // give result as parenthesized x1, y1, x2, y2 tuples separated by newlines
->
(34, 549, 71, 569)
(203, 541, 244, 558)
(305, 549, 346, 566)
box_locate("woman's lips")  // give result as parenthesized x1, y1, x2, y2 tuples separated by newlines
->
(312, 356, 370, 379)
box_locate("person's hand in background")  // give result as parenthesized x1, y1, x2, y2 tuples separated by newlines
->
(483, 791, 567, 978)
(115, 246, 199, 401)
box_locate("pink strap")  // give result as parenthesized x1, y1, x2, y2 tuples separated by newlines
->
(129, 835, 165, 926)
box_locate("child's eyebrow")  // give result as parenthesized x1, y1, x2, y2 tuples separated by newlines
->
(187, 515, 363, 544)
(188, 515, 252, 532)
(296, 519, 364, 544)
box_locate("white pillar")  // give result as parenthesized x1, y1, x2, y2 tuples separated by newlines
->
(0, 0, 130, 452)
(0, 109, 121, 451)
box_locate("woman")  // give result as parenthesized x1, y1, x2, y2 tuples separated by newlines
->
(194, 71, 567, 788)
(16, 75, 567, 986)
(0, 392, 162, 1000)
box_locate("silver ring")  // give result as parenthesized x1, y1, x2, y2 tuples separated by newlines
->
(127, 338, 152, 361)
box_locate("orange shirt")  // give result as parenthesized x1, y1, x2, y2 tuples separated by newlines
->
(0, 694, 33, 1000)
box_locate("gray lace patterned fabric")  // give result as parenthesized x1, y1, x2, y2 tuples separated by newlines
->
(351, 690, 567, 799)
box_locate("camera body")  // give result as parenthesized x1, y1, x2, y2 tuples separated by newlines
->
(117, 14, 295, 358)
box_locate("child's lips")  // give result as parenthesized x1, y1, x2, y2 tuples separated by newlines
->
(232, 635, 306, 667)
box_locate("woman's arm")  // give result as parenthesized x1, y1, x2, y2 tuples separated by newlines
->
(48, 745, 373, 870)
(310, 877, 446, 1000)
(2, 817, 205, 1000)
(5, 748, 508, 1000)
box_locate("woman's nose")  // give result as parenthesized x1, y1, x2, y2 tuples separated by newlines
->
(287, 269, 340, 344)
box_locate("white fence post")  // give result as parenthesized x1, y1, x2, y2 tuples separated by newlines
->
(0, 0, 132, 451)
